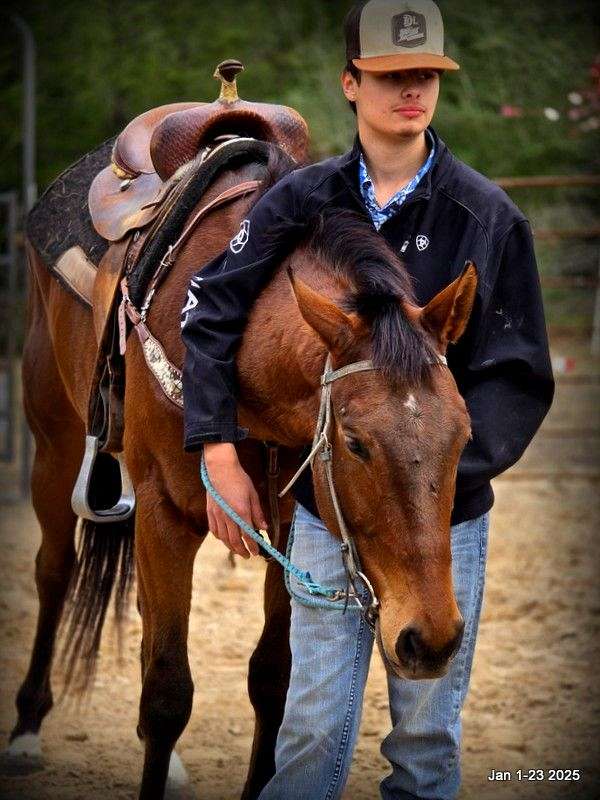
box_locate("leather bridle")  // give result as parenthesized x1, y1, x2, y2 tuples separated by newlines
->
(279, 351, 448, 630)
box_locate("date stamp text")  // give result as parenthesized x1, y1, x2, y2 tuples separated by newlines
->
(487, 768, 581, 782)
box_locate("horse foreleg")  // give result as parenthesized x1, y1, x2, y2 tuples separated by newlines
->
(242, 534, 292, 800)
(135, 486, 200, 800)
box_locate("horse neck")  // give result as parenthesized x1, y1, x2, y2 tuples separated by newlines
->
(236, 255, 345, 447)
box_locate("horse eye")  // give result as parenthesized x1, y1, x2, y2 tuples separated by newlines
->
(345, 436, 369, 460)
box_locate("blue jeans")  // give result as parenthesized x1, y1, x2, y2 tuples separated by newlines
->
(257, 503, 489, 800)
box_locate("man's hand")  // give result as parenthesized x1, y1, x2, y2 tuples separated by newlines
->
(204, 443, 268, 559)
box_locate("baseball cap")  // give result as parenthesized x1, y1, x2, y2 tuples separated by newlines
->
(345, 0, 460, 72)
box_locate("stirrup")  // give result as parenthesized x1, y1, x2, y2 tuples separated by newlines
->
(71, 435, 136, 523)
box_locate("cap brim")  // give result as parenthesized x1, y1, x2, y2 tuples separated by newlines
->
(352, 54, 460, 72)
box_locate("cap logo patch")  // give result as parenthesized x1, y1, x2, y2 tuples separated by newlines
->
(392, 11, 427, 48)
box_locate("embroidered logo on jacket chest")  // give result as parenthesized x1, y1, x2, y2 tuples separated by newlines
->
(415, 234, 430, 251)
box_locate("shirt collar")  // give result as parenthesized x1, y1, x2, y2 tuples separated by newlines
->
(358, 129, 436, 211)
(339, 126, 447, 204)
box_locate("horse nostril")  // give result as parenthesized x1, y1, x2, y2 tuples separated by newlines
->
(395, 626, 423, 666)
(396, 620, 465, 670)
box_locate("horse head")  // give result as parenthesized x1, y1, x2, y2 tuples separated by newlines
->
(284, 215, 477, 680)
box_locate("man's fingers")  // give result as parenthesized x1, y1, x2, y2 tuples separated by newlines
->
(208, 501, 234, 552)
(207, 501, 225, 542)
(223, 497, 260, 557)
(228, 501, 260, 557)
(207, 503, 221, 540)
(240, 493, 261, 556)
(207, 506, 218, 539)
(207, 491, 262, 558)
(242, 532, 260, 557)
(250, 493, 268, 531)
(223, 512, 251, 559)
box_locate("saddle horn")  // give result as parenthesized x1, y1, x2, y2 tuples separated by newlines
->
(214, 59, 244, 103)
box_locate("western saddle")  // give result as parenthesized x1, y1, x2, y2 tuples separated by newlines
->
(70, 60, 309, 524)
(88, 60, 308, 242)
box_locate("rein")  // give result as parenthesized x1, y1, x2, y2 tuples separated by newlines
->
(120, 178, 260, 330)
(200, 354, 382, 628)
(116, 136, 281, 409)
(137, 178, 261, 324)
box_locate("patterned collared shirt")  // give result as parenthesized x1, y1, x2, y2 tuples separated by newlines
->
(358, 130, 436, 230)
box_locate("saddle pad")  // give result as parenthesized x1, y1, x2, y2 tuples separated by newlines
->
(54, 246, 97, 305)
(26, 137, 273, 308)
(26, 139, 114, 284)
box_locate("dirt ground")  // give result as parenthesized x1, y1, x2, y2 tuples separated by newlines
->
(1, 357, 599, 800)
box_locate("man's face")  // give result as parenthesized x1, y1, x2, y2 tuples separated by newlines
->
(341, 68, 440, 139)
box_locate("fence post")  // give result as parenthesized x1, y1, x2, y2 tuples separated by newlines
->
(591, 250, 600, 357)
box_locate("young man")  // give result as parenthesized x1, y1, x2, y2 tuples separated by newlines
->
(181, 1, 554, 797)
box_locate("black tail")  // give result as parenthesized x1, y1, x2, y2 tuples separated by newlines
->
(59, 456, 135, 696)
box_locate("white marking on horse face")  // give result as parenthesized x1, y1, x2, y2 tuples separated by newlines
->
(167, 750, 190, 788)
(403, 394, 419, 415)
(6, 733, 42, 758)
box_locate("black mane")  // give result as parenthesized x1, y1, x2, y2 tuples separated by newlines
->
(307, 211, 436, 384)
(252, 150, 436, 385)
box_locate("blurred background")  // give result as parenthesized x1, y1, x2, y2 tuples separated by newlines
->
(0, 2, 599, 798)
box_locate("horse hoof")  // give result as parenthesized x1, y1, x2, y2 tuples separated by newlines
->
(165, 751, 196, 799)
(0, 734, 44, 775)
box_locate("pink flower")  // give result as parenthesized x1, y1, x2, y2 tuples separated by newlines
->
(500, 105, 523, 118)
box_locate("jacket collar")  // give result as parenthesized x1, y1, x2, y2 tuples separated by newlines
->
(339, 126, 451, 205)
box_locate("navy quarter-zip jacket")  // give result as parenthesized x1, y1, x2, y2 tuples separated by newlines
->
(181, 127, 554, 524)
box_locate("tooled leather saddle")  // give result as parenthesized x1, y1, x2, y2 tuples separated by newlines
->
(54, 60, 309, 522)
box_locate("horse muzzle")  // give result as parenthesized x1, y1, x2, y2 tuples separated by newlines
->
(377, 617, 465, 680)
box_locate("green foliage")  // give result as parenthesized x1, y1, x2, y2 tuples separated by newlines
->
(2, 0, 598, 191)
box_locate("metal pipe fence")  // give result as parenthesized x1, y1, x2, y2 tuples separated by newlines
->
(493, 174, 600, 355)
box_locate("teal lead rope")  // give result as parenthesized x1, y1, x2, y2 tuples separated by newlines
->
(200, 454, 357, 609)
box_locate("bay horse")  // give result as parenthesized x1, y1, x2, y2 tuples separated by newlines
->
(9, 142, 477, 799)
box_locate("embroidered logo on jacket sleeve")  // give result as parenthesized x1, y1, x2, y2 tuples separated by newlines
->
(229, 219, 250, 254)
(181, 276, 202, 329)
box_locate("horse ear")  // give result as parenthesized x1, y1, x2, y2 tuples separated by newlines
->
(287, 267, 360, 353)
(419, 262, 478, 350)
